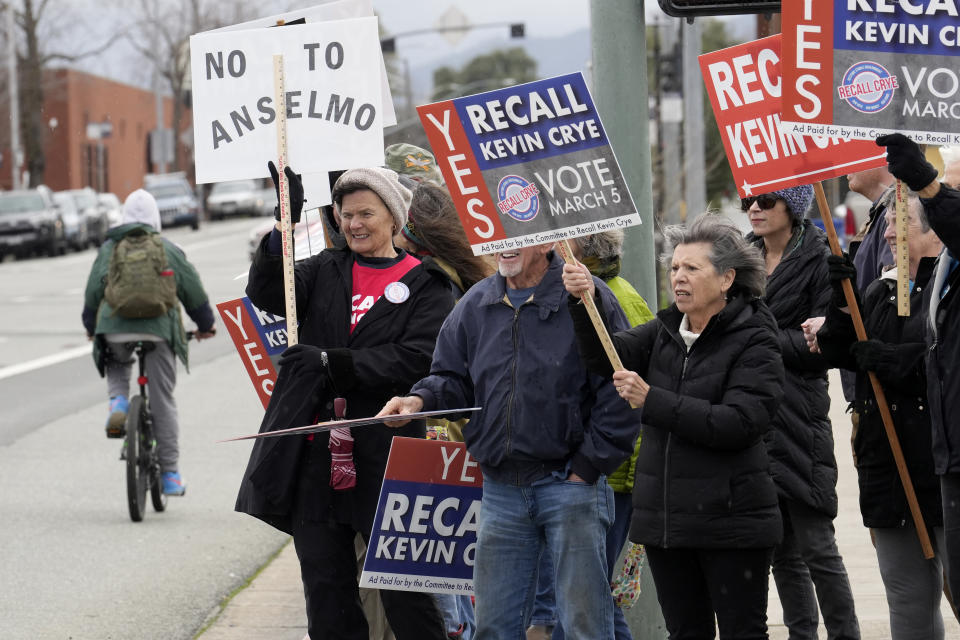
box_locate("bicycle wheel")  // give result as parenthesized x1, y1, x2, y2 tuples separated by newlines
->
(125, 396, 148, 522)
(149, 462, 167, 512)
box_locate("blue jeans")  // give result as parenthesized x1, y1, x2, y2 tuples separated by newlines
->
(474, 474, 614, 640)
(436, 593, 476, 639)
(529, 491, 634, 640)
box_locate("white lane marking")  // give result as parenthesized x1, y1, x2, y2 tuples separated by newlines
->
(0, 345, 91, 381)
(11, 296, 32, 303)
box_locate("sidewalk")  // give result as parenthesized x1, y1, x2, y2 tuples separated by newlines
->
(198, 371, 960, 639)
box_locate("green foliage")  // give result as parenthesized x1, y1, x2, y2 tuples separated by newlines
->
(431, 47, 537, 101)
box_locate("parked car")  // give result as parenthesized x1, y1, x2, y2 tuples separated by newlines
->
(51, 190, 88, 251)
(63, 187, 107, 246)
(0, 188, 67, 258)
(247, 213, 328, 261)
(98, 192, 123, 228)
(207, 179, 269, 219)
(144, 172, 201, 230)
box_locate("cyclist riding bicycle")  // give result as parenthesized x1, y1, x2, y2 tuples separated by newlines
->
(82, 189, 216, 496)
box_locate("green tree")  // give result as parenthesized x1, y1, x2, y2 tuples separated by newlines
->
(430, 47, 536, 101)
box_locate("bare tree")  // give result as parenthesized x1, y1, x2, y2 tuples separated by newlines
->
(3, 0, 124, 186)
(123, 0, 256, 173)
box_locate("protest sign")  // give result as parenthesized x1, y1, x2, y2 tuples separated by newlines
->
(781, 0, 960, 145)
(699, 34, 886, 197)
(190, 17, 384, 184)
(361, 438, 482, 594)
(208, 0, 396, 127)
(417, 73, 640, 255)
(216, 297, 289, 409)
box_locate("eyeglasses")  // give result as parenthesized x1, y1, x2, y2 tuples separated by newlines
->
(740, 194, 780, 212)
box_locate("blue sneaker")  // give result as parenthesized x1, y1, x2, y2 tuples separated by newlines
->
(162, 471, 186, 496)
(106, 396, 128, 438)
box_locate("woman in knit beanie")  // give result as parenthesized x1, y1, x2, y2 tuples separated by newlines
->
(744, 183, 862, 639)
(237, 164, 455, 640)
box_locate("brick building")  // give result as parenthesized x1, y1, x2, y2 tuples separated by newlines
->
(1, 68, 191, 198)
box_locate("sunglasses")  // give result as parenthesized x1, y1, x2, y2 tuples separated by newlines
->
(740, 194, 780, 212)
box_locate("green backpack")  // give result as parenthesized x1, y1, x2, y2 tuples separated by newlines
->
(104, 230, 178, 318)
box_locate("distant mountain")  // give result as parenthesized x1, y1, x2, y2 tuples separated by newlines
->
(406, 27, 590, 103)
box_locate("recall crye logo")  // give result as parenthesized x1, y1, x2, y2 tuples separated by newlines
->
(838, 61, 898, 114)
(496, 175, 540, 222)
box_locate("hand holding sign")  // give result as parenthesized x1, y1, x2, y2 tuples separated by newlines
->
(876, 133, 939, 192)
(269, 161, 305, 223)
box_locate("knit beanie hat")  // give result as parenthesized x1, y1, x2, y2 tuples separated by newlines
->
(772, 184, 814, 221)
(122, 188, 161, 231)
(384, 143, 445, 186)
(333, 167, 412, 232)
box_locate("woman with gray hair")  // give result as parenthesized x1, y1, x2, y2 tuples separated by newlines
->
(562, 212, 785, 638)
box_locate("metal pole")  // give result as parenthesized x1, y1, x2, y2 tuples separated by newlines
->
(590, 2, 666, 633)
(590, 0, 658, 309)
(152, 0, 166, 174)
(682, 18, 705, 218)
(7, 4, 21, 190)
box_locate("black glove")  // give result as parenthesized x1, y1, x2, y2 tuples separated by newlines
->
(268, 161, 305, 224)
(826, 253, 857, 307)
(278, 344, 327, 377)
(849, 339, 901, 378)
(876, 133, 938, 191)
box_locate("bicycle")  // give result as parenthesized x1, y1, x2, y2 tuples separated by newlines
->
(119, 331, 199, 522)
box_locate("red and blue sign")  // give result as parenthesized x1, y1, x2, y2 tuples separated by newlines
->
(417, 72, 640, 255)
(361, 438, 483, 594)
(217, 296, 290, 409)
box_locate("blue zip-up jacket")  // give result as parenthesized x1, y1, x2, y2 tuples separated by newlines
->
(411, 252, 638, 485)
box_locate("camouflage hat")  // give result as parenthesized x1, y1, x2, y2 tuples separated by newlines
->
(384, 143, 445, 186)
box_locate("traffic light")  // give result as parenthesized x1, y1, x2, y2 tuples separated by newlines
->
(510, 23, 525, 38)
(659, 44, 682, 93)
(657, 0, 780, 17)
(380, 37, 396, 54)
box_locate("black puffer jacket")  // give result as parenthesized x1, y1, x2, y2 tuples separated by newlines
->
(819, 258, 941, 528)
(749, 221, 837, 517)
(923, 185, 960, 474)
(571, 293, 785, 549)
(235, 239, 455, 535)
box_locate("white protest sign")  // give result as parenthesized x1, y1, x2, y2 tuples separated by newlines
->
(190, 17, 384, 184)
(206, 0, 396, 127)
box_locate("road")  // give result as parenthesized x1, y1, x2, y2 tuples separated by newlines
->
(0, 218, 290, 640)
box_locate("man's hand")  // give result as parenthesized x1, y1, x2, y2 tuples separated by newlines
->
(376, 395, 424, 428)
(876, 133, 939, 192)
(801, 316, 825, 354)
(562, 262, 595, 300)
(268, 160, 305, 225)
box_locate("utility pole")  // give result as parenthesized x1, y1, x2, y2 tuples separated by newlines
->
(682, 18, 706, 219)
(7, 4, 21, 190)
(151, 0, 166, 174)
(589, 0, 658, 309)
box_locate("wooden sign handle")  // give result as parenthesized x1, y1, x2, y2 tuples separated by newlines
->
(273, 54, 298, 347)
(556, 240, 636, 409)
(814, 182, 932, 559)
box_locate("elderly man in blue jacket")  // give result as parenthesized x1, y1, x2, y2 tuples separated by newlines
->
(380, 242, 638, 640)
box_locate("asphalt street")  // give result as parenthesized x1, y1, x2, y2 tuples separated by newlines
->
(0, 217, 290, 639)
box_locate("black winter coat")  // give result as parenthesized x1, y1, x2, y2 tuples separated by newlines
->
(749, 221, 838, 517)
(924, 185, 960, 474)
(819, 258, 941, 528)
(235, 239, 455, 534)
(573, 293, 785, 549)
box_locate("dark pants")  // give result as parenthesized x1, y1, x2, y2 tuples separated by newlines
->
(645, 546, 772, 640)
(292, 518, 446, 640)
(941, 472, 960, 605)
(771, 498, 859, 640)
